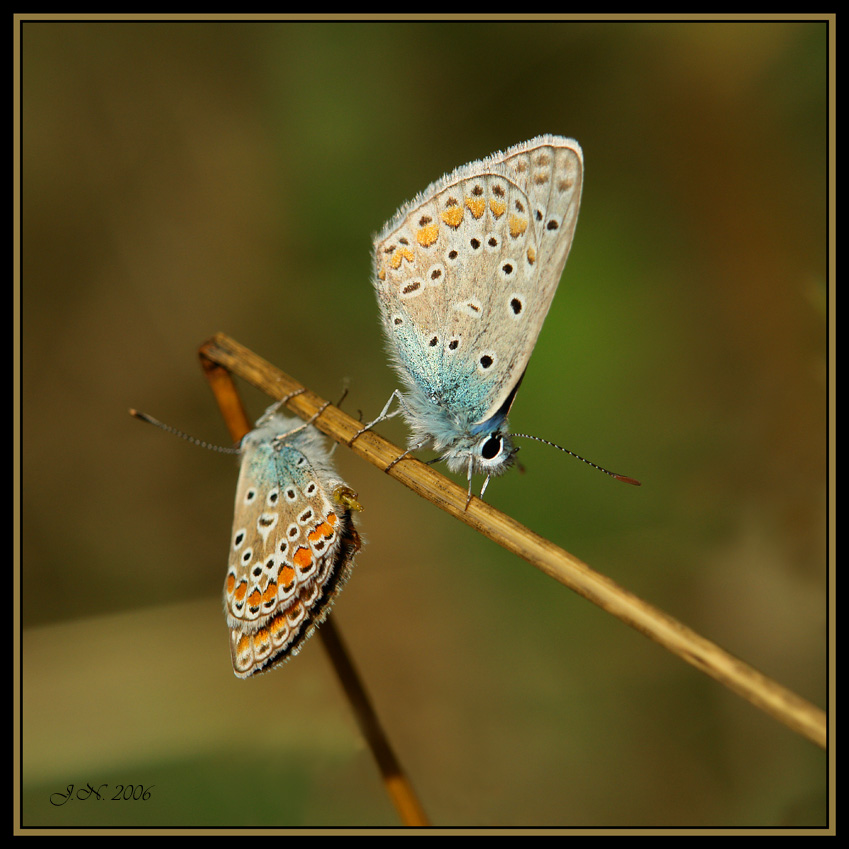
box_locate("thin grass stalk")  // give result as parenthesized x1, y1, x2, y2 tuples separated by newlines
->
(199, 332, 827, 751)
(199, 351, 430, 827)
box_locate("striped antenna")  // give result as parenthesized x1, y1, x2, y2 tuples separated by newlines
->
(512, 433, 640, 486)
(129, 409, 240, 455)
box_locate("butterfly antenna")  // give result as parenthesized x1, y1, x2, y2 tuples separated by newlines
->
(129, 409, 240, 454)
(512, 433, 641, 486)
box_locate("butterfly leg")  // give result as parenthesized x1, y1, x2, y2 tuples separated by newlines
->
(348, 389, 407, 446)
(384, 437, 429, 473)
(463, 458, 478, 510)
(256, 388, 307, 425)
(463, 464, 496, 510)
(271, 399, 334, 447)
(479, 474, 493, 500)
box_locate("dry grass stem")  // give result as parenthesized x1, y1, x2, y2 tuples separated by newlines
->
(199, 332, 826, 751)
(199, 344, 430, 827)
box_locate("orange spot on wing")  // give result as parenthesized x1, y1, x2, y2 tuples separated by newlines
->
(262, 582, 278, 605)
(278, 563, 295, 589)
(309, 521, 335, 543)
(293, 546, 312, 572)
(441, 206, 464, 228)
(508, 214, 528, 238)
(389, 247, 414, 269)
(465, 197, 486, 219)
(416, 223, 439, 247)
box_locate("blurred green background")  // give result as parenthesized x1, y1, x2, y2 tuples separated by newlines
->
(20, 19, 828, 828)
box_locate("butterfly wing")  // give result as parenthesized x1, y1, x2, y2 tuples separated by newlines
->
(373, 135, 583, 428)
(224, 418, 358, 678)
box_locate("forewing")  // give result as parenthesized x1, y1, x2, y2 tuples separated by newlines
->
(373, 135, 583, 424)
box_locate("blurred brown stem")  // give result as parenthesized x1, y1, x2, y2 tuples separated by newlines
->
(199, 332, 827, 752)
(199, 344, 430, 828)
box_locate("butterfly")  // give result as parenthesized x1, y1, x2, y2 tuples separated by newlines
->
(357, 135, 585, 499)
(224, 409, 362, 677)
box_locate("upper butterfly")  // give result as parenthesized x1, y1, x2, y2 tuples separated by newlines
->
(365, 135, 583, 496)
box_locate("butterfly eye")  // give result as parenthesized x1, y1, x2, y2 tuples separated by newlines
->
(481, 434, 502, 461)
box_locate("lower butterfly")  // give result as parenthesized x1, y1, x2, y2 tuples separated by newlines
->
(225, 410, 362, 677)
(132, 404, 362, 678)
